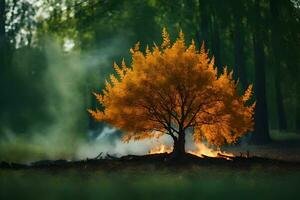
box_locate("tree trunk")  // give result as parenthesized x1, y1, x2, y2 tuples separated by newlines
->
(210, 12, 221, 69)
(172, 132, 186, 159)
(251, 0, 271, 144)
(199, 0, 209, 46)
(274, 77, 287, 130)
(0, 0, 6, 128)
(0, 0, 5, 44)
(269, 0, 288, 131)
(252, 33, 271, 144)
(233, 12, 248, 90)
(0, 0, 6, 62)
(296, 101, 300, 134)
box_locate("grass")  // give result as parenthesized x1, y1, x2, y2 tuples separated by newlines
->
(1, 130, 300, 200)
(1, 166, 300, 200)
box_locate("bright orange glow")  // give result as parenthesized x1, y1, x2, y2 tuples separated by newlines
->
(148, 144, 172, 154)
(188, 143, 234, 159)
(149, 142, 234, 160)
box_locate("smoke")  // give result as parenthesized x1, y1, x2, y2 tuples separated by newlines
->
(0, 36, 130, 162)
(75, 128, 211, 159)
(0, 35, 211, 163)
(0, 39, 85, 162)
(76, 128, 174, 159)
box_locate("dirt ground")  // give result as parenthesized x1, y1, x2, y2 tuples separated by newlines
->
(224, 131, 300, 162)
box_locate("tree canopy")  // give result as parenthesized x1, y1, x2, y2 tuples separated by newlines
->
(89, 29, 254, 156)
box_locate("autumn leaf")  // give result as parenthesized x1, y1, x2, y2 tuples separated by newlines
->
(89, 29, 255, 155)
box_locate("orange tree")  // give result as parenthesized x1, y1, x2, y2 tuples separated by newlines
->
(89, 29, 255, 158)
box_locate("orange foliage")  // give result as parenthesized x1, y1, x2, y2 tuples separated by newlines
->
(88, 29, 255, 148)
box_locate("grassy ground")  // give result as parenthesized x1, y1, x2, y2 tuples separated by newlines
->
(1, 166, 300, 200)
(1, 130, 300, 200)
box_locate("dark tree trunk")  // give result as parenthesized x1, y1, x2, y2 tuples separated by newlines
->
(211, 12, 221, 69)
(296, 102, 300, 134)
(252, 33, 271, 144)
(0, 0, 6, 127)
(251, 0, 271, 144)
(233, 11, 248, 90)
(274, 78, 287, 130)
(172, 132, 186, 159)
(0, 0, 5, 57)
(269, 0, 288, 131)
(198, 0, 209, 47)
(0, 0, 5, 43)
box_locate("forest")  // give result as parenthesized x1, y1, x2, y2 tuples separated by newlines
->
(1, 0, 299, 155)
(0, 0, 300, 199)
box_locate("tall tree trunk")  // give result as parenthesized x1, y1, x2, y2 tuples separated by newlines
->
(270, 0, 288, 131)
(0, 0, 5, 57)
(274, 77, 287, 130)
(296, 99, 300, 134)
(0, 0, 4, 39)
(251, 0, 271, 144)
(0, 0, 6, 127)
(172, 132, 186, 158)
(211, 12, 221, 69)
(198, 0, 209, 47)
(233, 11, 248, 90)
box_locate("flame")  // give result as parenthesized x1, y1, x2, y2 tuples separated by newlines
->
(148, 142, 234, 160)
(188, 143, 234, 159)
(148, 144, 172, 154)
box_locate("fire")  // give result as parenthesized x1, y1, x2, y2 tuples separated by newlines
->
(149, 144, 172, 154)
(188, 143, 234, 159)
(148, 142, 234, 160)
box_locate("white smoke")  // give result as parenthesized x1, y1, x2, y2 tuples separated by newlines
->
(76, 128, 174, 159)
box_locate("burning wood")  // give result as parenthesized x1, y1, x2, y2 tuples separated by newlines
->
(148, 142, 234, 160)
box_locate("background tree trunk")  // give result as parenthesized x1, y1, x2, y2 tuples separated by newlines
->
(233, 7, 248, 90)
(0, 0, 6, 129)
(199, 0, 209, 47)
(269, 0, 288, 131)
(251, 0, 271, 144)
(0, 0, 6, 66)
(274, 78, 287, 130)
(296, 102, 300, 134)
(210, 11, 221, 69)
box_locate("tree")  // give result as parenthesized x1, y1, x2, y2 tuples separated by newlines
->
(0, 0, 8, 130)
(269, 0, 287, 131)
(0, 0, 6, 72)
(251, 0, 271, 144)
(0, 0, 5, 46)
(231, 0, 248, 90)
(89, 29, 254, 158)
